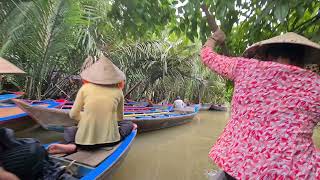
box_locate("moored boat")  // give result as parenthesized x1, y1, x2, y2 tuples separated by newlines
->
(209, 104, 227, 111)
(13, 99, 198, 133)
(0, 100, 61, 131)
(199, 103, 211, 111)
(46, 129, 137, 179)
(56, 100, 173, 115)
(13, 99, 76, 132)
(125, 109, 198, 132)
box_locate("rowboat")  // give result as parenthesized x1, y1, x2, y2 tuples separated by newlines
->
(125, 109, 198, 132)
(46, 129, 137, 179)
(199, 103, 211, 111)
(0, 100, 61, 131)
(209, 104, 227, 111)
(56, 101, 174, 115)
(13, 99, 198, 133)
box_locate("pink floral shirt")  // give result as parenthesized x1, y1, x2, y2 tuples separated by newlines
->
(201, 47, 320, 179)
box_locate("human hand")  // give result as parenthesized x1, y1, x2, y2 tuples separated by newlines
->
(211, 29, 226, 44)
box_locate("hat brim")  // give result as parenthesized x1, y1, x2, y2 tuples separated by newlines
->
(80, 55, 126, 85)
(243, 32, 320, 63)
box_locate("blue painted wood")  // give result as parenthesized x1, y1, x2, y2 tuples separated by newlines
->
(44, 130, 137, 179)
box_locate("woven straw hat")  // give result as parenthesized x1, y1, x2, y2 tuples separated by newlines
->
(243, 32, 320, 62)
(80, 54, 125, 85)
(0, 57, 25, 74)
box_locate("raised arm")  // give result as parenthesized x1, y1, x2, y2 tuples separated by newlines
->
(200, 29, 239, 80)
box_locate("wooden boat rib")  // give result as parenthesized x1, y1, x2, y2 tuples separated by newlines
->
(46, 130, 137, 180)
(0, 100, 61, 131)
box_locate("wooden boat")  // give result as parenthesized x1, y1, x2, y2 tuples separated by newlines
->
(199, 103, 211, 111)
(57, 101, 174, 115)
(46, 129, 137, 179)
(209, 104, 227, 111)
(0, 100, 61, 131)
(125, 109, 198, 132)
(124, 109, 170, 115)
(13, 99, 198, 133)
(13, 99, 76, 132)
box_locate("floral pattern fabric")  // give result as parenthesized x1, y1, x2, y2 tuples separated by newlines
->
(201, 47, 320, 179)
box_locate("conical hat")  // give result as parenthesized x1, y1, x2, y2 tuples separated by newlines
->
(0, 57, 25, 74)
(80, 54, 125, 85)
(243, 32, 320, 60)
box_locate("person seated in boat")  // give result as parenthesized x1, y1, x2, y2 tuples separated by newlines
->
(201, 29, 320, 179)
(0, 127, 77, 180)
(173, 96, 185, 109)
(48, 55, 137, 154)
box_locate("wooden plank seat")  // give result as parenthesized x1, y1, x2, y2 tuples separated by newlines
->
(51, 143, 121, 167)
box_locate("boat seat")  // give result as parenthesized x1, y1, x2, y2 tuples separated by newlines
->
(64, 143, 121, 167)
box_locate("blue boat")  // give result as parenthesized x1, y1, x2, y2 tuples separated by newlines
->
(125, 110, 198, 132)
(46, 130, 137, 179)
(13, 99, 198, 133)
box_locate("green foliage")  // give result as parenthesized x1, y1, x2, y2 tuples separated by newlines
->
(0, 0, 319, 103)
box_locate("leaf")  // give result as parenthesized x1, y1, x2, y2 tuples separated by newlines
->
(172, 1, 179, 6)
(274, 1, 289, 22)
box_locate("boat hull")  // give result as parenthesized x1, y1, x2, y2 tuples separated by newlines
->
(13, 99, 197, 133)
(47, 130, 137, 180)
(94, 145, 132, 180)
(0, 100, 60, 131)
(209, 105, 227, 111)
(0, 115, 36, 131)
(127, 112, 196, 133)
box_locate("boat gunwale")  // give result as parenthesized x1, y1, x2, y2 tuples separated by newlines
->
(82, 129, 137, 179)
(124, 112, 197, 121)
(0, 100, 61, 122)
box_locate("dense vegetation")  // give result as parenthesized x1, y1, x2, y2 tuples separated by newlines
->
(0, 0, 319, 103)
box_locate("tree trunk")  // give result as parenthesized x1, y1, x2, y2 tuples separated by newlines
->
(201, 4, 229, 56)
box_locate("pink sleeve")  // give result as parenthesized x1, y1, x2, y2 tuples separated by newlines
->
(200, 47, 253, 80)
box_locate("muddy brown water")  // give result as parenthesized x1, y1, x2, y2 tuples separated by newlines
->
(16, 111, 320, 180)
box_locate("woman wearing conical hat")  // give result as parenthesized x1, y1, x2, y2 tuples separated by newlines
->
(201, 30, 320, 179)
(48, 54, 136, 154)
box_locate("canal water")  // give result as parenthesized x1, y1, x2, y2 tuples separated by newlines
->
(16, 111, 320, 180)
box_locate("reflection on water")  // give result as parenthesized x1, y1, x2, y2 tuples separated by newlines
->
(14, 111, 320, 180)
(112, 111, 230, 180)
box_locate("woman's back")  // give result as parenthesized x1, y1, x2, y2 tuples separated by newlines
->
(70, 83, 123, 145)
(210, 57, 320, 178)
